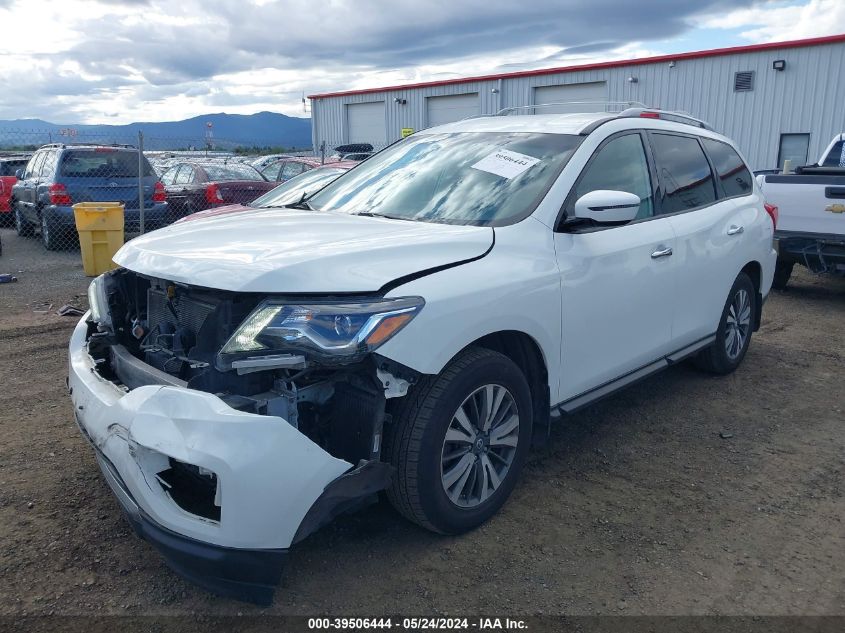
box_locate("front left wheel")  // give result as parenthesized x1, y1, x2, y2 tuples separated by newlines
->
(384, 346, 533, 535)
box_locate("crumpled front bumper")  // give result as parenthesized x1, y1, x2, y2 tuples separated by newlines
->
(67, 314, 354, 603)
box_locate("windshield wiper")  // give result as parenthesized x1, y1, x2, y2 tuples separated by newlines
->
(285, 194, 314, 210)
(352, 211, 412, 221)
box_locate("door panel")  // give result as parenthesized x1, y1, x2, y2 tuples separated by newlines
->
(555, 131, 675, 402)
(664, 136, 755, 344)
(555, 220, 677, 400)
(669, 198, 758, 344)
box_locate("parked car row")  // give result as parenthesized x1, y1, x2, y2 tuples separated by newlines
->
(5, 143, 359, 250)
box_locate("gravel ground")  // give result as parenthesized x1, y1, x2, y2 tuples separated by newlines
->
(0, 227, 843, 618)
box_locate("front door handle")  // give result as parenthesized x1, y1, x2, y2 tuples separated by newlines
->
(651, 245, 673, 259)
(727, 225, 744, 235)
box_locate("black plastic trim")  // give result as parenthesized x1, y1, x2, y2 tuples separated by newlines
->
(552, 334, 716, 414)
(93, 448, 286, 605)
(293, 460, 394, 544)
(764, 174, 845, 185)
(108, 343, 187, 389)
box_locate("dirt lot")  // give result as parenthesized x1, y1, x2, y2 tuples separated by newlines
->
(0, 227, 843, 617)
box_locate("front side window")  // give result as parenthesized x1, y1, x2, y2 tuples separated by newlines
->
(262, 161, 284, 181)
(650, 133, 716, 214)
(570, 133, 654, 220)
(701, 139, 753, 198)
(280, 162, 307, 181)
(309, 132, 582, 226)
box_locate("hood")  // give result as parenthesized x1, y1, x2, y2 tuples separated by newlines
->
(114, 209, 493, 293)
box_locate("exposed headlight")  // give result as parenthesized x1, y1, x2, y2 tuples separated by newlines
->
(219, 297, 424, 366)
(87, 275, 112, 331)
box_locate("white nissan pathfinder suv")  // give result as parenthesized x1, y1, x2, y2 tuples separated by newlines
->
(69, 106, 777, 603)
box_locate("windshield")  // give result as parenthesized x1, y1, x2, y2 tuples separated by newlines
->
(202, 163, 265, 181)
(251, 167, 347, 207)
(309, 132, 582, 226)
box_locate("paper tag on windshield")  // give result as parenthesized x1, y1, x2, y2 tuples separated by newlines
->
(471, 149, 541, 179)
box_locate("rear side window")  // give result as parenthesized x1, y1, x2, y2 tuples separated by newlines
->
(701, 139, 753, 198)
(59, 149, 154, 178)
(650, 133, 716, 214)
(40, 150, 59, 179)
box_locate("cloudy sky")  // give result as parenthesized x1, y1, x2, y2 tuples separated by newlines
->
(0, 0, 843, 124)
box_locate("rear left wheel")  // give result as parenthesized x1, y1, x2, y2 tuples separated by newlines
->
(385, 347, 533, 534)
(41, 214, 63, 251)
(695, 272, 756, 375)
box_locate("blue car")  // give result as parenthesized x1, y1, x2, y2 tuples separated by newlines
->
(11, 143, 169, 250)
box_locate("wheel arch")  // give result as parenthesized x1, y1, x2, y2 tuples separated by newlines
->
(740, 260, 763, 331)
(462, 330, 551, 438)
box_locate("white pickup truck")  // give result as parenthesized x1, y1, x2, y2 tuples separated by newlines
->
(758, 134, 845, 289)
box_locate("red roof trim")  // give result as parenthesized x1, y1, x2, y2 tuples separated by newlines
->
(308, 33, 845, 99)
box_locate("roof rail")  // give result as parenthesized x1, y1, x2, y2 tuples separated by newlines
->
(495, 101, 648, 116)
(618, 107, 713, 131)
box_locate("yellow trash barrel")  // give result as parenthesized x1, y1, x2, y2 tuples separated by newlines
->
(72, 202, 124, 276)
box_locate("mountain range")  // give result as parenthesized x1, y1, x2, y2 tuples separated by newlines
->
(0, 112, 313, 150)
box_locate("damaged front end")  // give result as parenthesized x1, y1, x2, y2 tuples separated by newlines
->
(70, 268, 421, 603)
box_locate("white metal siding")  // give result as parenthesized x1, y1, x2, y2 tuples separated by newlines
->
(426, 93, 480, 127)
(311, 40, 845, 170)
(346, 102, 386, 145)
(533, 82, 607, 113)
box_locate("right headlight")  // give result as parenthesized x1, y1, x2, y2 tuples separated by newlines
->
(218, 296, 424, 367)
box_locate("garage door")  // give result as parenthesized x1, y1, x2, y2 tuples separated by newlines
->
(346, 102, 386, 146)
(533, 82, 607, 114)
(426, 93, 480, 127)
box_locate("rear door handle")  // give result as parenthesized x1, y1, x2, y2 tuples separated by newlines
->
(651, 245, 673, 259)
(727, 225, 744, 235)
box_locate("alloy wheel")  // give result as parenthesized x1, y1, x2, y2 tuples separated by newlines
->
(725, 288, 751, 360)
(440, 384, 520, 508)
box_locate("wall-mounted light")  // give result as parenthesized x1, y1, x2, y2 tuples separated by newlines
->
(772, 59, 786, 71)
(668, 61, 676, 68)
(627, 76, 638, 83)
(491, 88, 500, 94)
(393, 97, 407, 104)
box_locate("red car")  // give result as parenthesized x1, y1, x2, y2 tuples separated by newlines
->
(178, 161, 355, 223)
(158, 161, 276, 219)
(0, 156, 30, 226)
(259, 156, 325, 183)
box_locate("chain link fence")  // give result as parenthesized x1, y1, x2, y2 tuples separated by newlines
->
(0, 127, 359, 253)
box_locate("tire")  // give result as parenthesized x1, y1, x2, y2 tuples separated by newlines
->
(41, 214, 62, 251)
(14, 204, 34, 237)
(772, 260, 793, 291)
(384, 346, 533, 534)
(694, 272, 756, 375)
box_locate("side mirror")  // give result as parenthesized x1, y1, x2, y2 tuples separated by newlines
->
(15, 169, 24, 179)
(573, 190, 641, 223)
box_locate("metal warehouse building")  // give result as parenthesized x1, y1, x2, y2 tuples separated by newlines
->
(308, 34, 845, 170)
